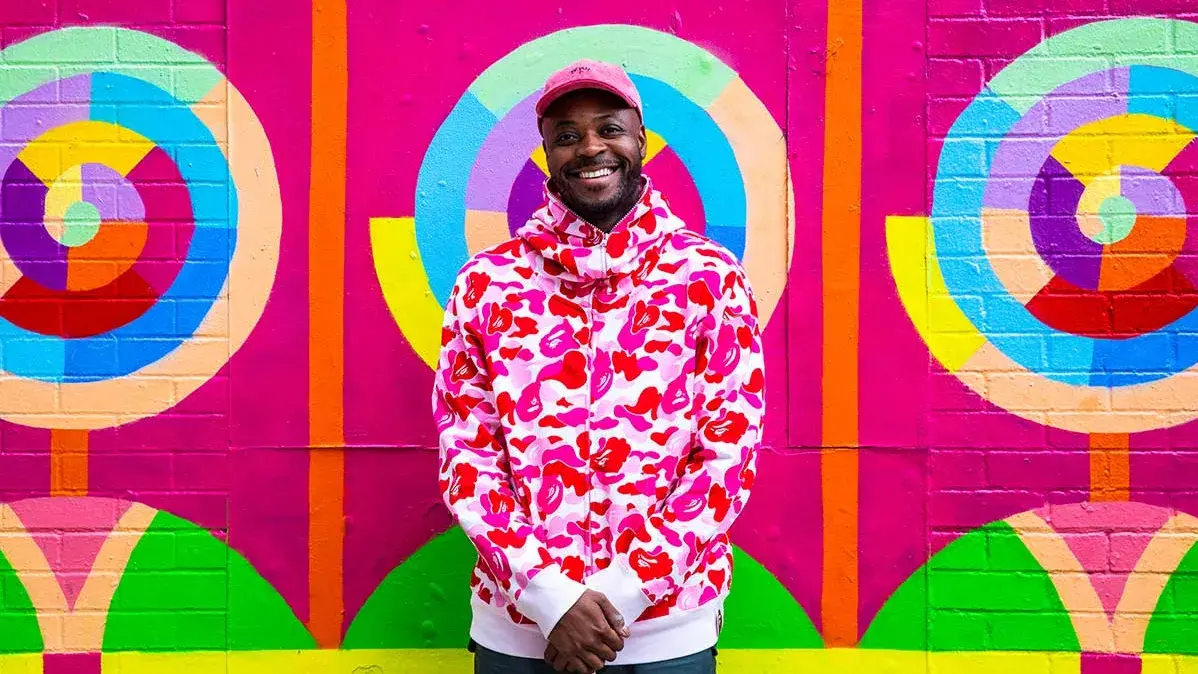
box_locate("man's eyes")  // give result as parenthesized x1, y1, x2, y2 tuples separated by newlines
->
(554, 126, 622, 144)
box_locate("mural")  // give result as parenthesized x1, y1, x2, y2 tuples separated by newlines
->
(1, 0, 1198, 672)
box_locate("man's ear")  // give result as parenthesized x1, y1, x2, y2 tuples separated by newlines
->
(638, 124, 647, 159)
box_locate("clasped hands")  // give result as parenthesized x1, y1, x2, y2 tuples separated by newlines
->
(544, 589, 631, 673)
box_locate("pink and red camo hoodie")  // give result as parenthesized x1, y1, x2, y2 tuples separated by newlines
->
(433, 175, 765, 664)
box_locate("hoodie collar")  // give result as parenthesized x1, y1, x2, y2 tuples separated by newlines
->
(516, 175, 685, 284)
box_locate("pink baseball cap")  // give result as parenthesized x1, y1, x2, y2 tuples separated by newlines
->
(535, 59, 643, 121)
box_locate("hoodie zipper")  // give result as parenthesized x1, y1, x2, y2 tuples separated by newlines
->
(555, 187, 643, 575)
(583, 284, 595, 573)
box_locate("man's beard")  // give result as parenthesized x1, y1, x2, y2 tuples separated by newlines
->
(551, 160, 644, 229)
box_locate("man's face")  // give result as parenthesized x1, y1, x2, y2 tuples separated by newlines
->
(540, 89, 647, 228)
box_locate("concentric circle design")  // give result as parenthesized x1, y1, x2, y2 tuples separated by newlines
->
(927, 18, 1198, 433)
(409, 24, 793, 325)
(0, 27, 281, 429)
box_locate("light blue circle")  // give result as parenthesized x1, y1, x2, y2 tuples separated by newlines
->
(932, 64, 1198, 387)
(415, 74, 748, 307)
(0, 72, 235, 383)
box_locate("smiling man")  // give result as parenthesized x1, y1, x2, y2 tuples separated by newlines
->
(433, 60, 765, 674)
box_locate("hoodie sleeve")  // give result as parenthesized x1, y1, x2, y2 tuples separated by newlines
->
(585, 263, 765, 624)
(433, 271, 588, 639)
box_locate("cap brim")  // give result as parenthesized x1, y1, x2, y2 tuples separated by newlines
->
(535, 80, 638, 118)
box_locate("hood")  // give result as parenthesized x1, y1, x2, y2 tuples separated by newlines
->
(515, 175, 686, 284)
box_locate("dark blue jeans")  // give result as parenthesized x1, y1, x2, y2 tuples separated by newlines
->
(471, 641, 717, 673)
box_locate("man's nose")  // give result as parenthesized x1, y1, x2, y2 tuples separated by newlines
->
(578, 131, 605, 157)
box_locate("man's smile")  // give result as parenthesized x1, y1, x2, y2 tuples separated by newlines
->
(568, 163, 622, 189)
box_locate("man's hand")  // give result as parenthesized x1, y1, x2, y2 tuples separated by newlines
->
(544, 589, 631, 672)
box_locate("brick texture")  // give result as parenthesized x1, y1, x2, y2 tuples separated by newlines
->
(0, 0, 1195, 668)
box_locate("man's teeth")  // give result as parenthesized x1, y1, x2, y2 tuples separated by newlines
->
(578, 167, 616, 179)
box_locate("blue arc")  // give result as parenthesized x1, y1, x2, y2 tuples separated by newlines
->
(415, 75, 748, 307)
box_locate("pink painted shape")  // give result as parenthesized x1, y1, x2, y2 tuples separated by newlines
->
(1034, 502, 1172, 533)
(784, 0, 827, 450)
(226, 0, 311, 450)
(858, 0, 930, 452)
(42, 652, 102, 674)
(229, 446, 311, 626)
(1032, 502, 1172, 619)
(859, 449, 927, 637)
(643, 146, 706, 238)
(728, 450, 823, 632)
(56, 536, 110, 609)
(8, 498, 133, 609)
(8, 497, 132, 533)
(0, 423, 51, 501)
(1080, 652, 1142, 674)
(344, 448, 450, 627)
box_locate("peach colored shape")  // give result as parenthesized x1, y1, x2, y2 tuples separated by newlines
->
(981, 208, 1054, 304)
(709, 77, 793, 327)
(464, 209, 513, 258)
(1112, 512, 1198, 653)
(960, 344, 1198, 434)
(0, 502, 156, 652)
(1006, 510, 1115, 653)
(1008, 509, 1198, 654)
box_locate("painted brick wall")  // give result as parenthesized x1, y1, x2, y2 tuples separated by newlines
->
(1, 0, 1198, 672)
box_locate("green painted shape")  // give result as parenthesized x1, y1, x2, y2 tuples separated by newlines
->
(715, 547, 822, 648)
(1095, 196, 1136, 244)
(0, 550, 43, 653)
(344, 527, 818, 650)
(104, 511, 315, 652)
(0, 27, 221, 105)
(988, 18, 1188, 113)
(1143, 535, 1198, 654)
(468, 24, 735, 116)
(62, 201, 101, 247)
(860, 521, 1079, 652)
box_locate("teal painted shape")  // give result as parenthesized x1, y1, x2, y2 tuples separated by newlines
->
(860, 521, 1079, 652)
(468, 24, 735, 116)
(0, 27, 222, 104)
(104, 511, 315, 652)
(988, 18, 1180, 112)
(344, 527, 820, 650)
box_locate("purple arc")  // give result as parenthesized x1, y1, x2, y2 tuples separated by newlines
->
(1028, 155, 1104, 290)
(0, 158, 69, 291)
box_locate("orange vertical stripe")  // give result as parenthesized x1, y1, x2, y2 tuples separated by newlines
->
(821, 448, 859, 645)
(821, 0, 863, 648)
(1090, 433, 1130, 502)
(308, 0, 347, 649)
(308, 448, 345, 647)
(49, 429, 89, 497)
